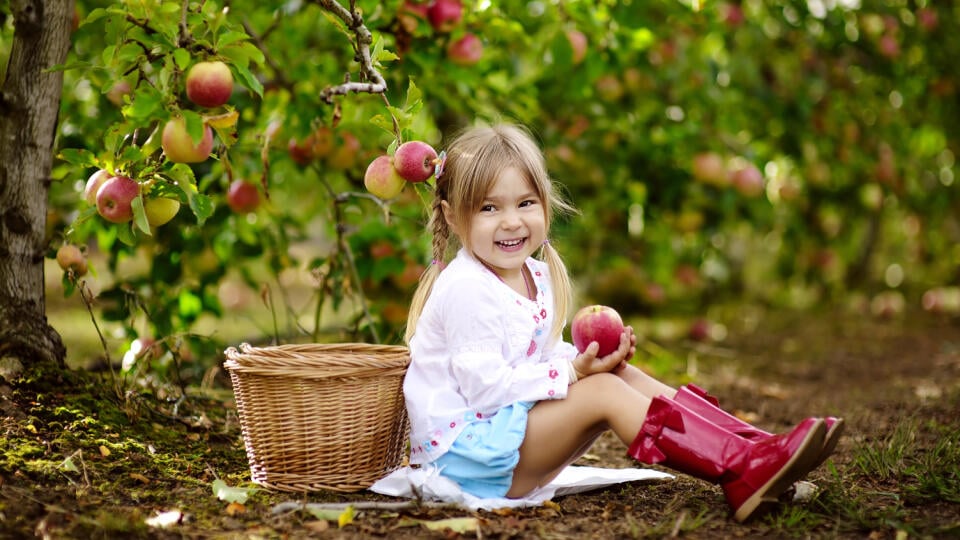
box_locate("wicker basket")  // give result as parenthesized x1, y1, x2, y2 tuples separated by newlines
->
(223, 342, 411, 492)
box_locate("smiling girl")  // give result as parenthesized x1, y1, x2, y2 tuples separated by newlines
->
(401, 123, 841, 522)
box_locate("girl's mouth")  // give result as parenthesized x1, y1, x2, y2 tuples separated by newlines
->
(496, 238, 526, 252)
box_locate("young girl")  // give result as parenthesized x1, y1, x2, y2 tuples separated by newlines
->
(402, 123, 843, 522)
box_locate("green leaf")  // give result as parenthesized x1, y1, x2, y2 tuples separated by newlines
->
(173, 48, 191, 70)
(61, 455, 79, 473)
(168, 164, 214, 225)
(216, 31, 250, 49)
(182, 110, 206, 143)
(116, 222, 137, 246)
(305, 507, 343, 521)
(403, 79, 422, 112)
(232, 63, 264, 98)
(131, 195, 151, 236)
(58, 148, 99, 168)
(211, 479, 254, 504)
(178, 289, 203, 320)
(123, 86, 165, 122)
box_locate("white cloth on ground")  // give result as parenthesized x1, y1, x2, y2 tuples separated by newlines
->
(370, 465, 673, 511)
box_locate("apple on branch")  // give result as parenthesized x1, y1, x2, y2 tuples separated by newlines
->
(162, 117, 214, 164)
(96, 175, 139, 223)
(56, 244, 88, 277)
(447, 33, 483, 66)
(185, 60, 234, 108)
(427, 0, 462, 32)
(364, 155, 406, 199)
(226, 180, 260, 213)
(393, 140, 438, 182)
(144, 198, 181, 227)
(83, 169, 111, 205)
(571, 304, 626, 357)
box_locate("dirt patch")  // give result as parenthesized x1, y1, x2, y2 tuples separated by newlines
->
(2, 306, 959, 538)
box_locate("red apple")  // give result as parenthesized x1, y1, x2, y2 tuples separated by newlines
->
(185, 61, 234, 108)
(688, 318, 711, 342)
(730, 163, 765, 197)
(595, 75, 624, 102)
(571, 305, 625, 357)
(917, 8, 938, 32)
(56, 244, 88, 277)
(288, 136, 315, 166)
(162, 118, 214, 163)
(226, 180, 260, 213)
(691, 152, 728, 186)
(393, 140, 438, 182)
(427, 0, 462, 32)
(878, 34, 900, 59)
(312, 126, 335, 158)
(364, 155, 406, 199)
(566, 29, 587, 65)
(96, 175, 139, 223)
(447, 33, 483, 66)
(83, 169, 111, 205)
(399, 1, 430, 33)
(106, 80, 132, 106)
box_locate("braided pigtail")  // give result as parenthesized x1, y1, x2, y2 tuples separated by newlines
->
(404, 197, 452, 344)
(540, 241, 573, 344)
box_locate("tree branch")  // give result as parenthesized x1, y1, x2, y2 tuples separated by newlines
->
(311, 0, 388, 104)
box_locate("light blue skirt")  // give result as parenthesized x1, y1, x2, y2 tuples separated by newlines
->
(433, 401, 534, 498)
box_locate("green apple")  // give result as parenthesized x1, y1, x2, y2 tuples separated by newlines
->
(144, 198, 181, 227)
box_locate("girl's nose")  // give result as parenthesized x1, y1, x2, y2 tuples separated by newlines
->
(500, 209, 522, 228)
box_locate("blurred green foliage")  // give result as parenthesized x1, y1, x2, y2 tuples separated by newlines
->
(8, 0, 955, 379)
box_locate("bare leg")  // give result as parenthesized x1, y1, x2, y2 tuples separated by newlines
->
(507, 373, 652, 497)
(614, 362, 678, 399)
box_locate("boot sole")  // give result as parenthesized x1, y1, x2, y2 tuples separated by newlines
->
(732, 420, 827, 522)
(811, 418, 845, 471)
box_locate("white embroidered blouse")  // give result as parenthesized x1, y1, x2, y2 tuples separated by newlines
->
(403, 248, 579, 464)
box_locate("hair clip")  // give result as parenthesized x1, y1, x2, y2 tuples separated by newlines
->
(433, 150, 447, 179)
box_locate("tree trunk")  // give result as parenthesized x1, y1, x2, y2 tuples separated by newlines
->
(0, 0, 74, 371)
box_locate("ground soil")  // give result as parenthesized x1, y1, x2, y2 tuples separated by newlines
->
(2, 305, 959, 538)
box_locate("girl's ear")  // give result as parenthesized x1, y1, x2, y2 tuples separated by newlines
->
(441, 200, 457, 234)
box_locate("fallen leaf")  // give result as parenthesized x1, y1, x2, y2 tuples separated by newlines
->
(337, 506, 355, 528)
(420, 517, 479, 533)
(306, 507, 343, 521)
(211, 479, 254, 503)
(543, 500, 561, 511)
(99, 445, 111, 457)
(225, 502, 246, 516)
(145, 510, 183, 528)
(129, 473, 150, 484)
(61, 456, 79, 473)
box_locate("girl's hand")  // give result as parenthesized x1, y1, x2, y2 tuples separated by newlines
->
(572, 326, 636, 378)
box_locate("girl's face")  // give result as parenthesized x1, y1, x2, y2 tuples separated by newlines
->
(460, 167, 547, 280)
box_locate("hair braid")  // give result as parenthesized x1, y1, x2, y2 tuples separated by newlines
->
(404, 197, 451, 344)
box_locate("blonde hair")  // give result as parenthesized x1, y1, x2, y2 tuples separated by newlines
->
(404, 123, 577, 344)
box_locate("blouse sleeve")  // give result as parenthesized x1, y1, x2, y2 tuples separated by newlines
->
(441, 278, 568, 410)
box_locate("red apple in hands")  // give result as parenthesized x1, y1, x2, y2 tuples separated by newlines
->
(364, 155, 406, 199)
(84, 169, 111, 205)
(162, 118, 214, 163)
(447, 33, 483, 65)
(571, 305, 626, 357)
(226, 180, 260, 213)
(427, 0, 462, 32)
(393, 140, 438, 182)
(56, 244, 88, 277)
(185, 61, 234, 108)
(96, 175, 139, 223)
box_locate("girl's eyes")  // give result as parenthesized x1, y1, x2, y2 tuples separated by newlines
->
(480, 200, 539, 213)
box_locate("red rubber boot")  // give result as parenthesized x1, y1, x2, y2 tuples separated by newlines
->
(628, 396, 826, 522)
(675, 383, 844, 470)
